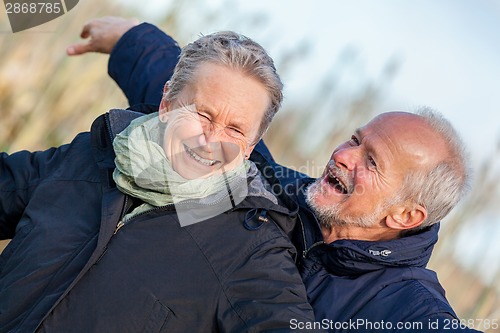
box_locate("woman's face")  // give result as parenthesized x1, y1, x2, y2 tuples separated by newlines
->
(159, 62, 271, 179)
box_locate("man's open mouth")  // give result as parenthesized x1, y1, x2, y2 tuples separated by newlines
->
(327, 170, 349, 194)
(184, 144, 220, 167)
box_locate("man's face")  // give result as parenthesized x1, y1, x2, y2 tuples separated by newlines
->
(307, 112, 444, 228)
(159, 62, 270, 179)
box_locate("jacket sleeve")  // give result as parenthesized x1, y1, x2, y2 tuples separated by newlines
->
(0, 147, 66, 239)
(218, 232, 320, 332)
(108, 23, 181, 107)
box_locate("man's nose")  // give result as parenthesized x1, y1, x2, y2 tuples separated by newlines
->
(333, 147, 360, 171)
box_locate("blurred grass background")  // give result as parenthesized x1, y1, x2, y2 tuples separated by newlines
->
(0, 0, 499, 330)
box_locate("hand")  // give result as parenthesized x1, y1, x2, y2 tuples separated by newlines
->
(66, 16, 140, 56)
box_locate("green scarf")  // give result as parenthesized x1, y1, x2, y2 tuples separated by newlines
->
(112, 112, 250, 222)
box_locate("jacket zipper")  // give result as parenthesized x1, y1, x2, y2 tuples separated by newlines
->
(113, 220, 125, 234)
(113, 202, 175, 235)
(113, 195, 129, 235)
(104, 113, 132, 236)
(303, 241, 325, 258)
(297, 212, 325, 259)
(104, 113, 114, 142)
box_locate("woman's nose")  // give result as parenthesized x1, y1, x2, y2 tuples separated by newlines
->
(198, 126, 224, 152)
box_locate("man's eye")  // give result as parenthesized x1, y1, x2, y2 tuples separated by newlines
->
(350, 136, 360, 145)
(368, 156, 377, 167)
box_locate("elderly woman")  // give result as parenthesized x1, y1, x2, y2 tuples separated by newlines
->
(0, 30, 316, 332)
(112, 31, 282, 228)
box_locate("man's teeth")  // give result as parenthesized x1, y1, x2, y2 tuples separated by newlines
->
(185, 145, 219, 166)
(328, 171, 348, 193)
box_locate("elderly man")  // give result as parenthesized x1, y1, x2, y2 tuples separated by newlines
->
(72, 17, 486, 332)
(256, 110, 479, 333)
(0, 26, 318, 332)
(289, 109, 473, 331)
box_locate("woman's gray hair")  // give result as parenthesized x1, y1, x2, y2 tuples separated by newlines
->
(400, 107, 472, 232)
(164, 31, 283, 142)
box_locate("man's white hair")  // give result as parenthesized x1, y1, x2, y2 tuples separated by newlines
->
(400, 106, 471, 231)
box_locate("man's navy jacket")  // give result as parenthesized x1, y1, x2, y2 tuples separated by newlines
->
(107, 23, 482, 332)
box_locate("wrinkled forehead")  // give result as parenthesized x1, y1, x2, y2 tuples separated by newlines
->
(363, 112, 448, 169)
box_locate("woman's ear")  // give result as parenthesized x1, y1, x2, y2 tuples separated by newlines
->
(159, 82, 170, 122)
(243, 144, 256, 160)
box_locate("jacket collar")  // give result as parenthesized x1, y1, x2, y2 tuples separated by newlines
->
(319, 223, 439, 276)
(90, 109, 144, 178)
(107, 108, 145, 138)
(292, 178, 439, 277)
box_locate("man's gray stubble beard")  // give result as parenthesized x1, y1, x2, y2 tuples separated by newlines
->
(305, 179, 384, 229)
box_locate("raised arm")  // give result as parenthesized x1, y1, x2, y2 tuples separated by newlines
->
(107, 23, 180, 107)
(67, 17, 181, 107)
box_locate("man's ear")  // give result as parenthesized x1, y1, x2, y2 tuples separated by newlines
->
(159, 81, 170, 121)
(385, 203, 427, 230)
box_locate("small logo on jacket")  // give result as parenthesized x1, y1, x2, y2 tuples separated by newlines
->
(369, 249, 392, 257)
